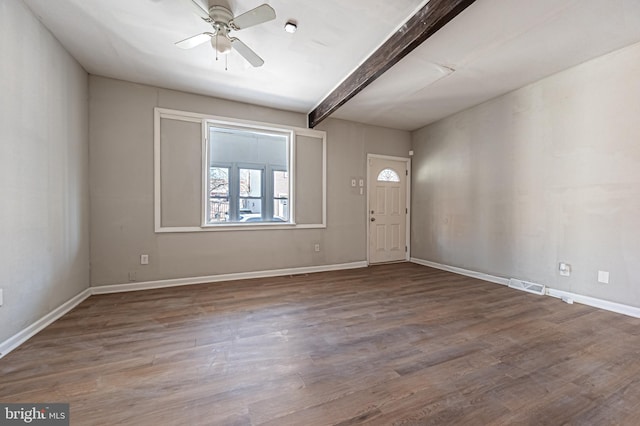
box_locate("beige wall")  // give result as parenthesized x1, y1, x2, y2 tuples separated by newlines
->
(89, 77, 411, 286)
(0, 0, 90, 343)
(411, 41, 640, 307)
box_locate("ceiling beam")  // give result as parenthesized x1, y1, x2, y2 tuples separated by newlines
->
(308, 0, 477, 128)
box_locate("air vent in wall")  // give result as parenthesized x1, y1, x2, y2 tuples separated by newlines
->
(508, 278, 545, 295)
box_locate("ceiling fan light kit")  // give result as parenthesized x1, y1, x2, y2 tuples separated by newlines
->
(176, 2, 276, 68)
(212, 34, 232, 55)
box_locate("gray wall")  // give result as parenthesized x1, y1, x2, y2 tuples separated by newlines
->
(89, 77, 411, 286)
(0, 0, 90, 343)
(411, 41, 640, 307)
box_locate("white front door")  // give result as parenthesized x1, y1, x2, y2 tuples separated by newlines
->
(368, 156, 409, 264)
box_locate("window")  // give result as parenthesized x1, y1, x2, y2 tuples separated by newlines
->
(377, 168, 400, 182)
(154, 108, 327, 233)
(204, 122, 293, 225)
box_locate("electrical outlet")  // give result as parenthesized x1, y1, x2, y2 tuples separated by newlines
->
(140, 254, 149, 265)
(598, 270, 610, 284)
(314, 243, 320, 252)
(559, 262, 571, 277)
(128, 272, 137, 282)
(351, 178, 356, 187)
(359, 179, 364, 187)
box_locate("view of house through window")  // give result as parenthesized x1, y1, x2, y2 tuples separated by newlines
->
(205, 123, 291, 225)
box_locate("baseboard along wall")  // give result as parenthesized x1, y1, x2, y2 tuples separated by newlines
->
(0, 288, 92, 359)
(0, 261, 367, 359)
(3, 258, 638, 359)
(411, 257, 640, 319)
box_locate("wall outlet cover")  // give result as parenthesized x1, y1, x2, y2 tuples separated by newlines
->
(559, 262, 571, 277)
(598, 270, 610, 284)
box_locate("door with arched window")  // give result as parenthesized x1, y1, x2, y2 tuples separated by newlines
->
(368, 155, 409, 264)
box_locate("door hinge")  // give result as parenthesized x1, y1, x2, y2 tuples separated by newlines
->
(406, 170, 408, 176)
(406, 207, 408, 214)
(405, 246, 408, 252)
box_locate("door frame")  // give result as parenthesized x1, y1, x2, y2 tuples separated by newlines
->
(366, 154, 411, 265)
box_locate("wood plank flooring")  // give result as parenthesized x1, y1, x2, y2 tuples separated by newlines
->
(2, 263, 640, 425)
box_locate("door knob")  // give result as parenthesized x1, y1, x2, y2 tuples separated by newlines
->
(370, 217, 376, 222)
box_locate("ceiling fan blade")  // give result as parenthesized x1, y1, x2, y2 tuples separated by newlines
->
(175, 32, 214, 49)
(231, 38, 264, 67)
(230, 4, 276, 30)
(184, 0, 210, 21)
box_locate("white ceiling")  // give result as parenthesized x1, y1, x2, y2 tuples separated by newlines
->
(23, 0, 640, 131)
(334, 0, 640, 130)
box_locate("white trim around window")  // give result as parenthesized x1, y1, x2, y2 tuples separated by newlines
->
(154, 108, 327, 233)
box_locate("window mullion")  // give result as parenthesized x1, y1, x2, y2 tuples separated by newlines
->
(230, 164, 239, 221)
(263, 167, 271, 220)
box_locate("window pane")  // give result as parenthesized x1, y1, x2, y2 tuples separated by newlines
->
(209, 167, 229, 197)
(209, 198, 229, 223)
(377, 168, 400, 182)
(207, 167, 230, 223)
(274, 199, 288, 221)
(273, 170, 289, 221)
(240, 168, 262, 197)
(274, 170, 289, 198)
(239, 198, 262, 221)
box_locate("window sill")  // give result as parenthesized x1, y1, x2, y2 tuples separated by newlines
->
(155, 222, 326, 233)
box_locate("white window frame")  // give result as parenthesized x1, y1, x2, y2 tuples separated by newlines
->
(202, 120, 294, 227)
(153, 108, 327, 233)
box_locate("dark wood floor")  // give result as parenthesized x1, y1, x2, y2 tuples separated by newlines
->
(2, 263, 640, 425)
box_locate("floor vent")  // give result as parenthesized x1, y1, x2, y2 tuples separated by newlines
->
(508, 278, 545, 295)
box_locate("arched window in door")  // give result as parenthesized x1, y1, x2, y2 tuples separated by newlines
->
(377, 168, 400, 182)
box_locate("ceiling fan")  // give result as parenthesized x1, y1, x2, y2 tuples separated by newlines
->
(176, 1, 276, 67)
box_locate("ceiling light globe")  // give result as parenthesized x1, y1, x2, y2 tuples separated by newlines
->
(212, 35, 232, 55)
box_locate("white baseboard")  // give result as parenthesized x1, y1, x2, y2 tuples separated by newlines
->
(9, 259, 634, 360)
(0, 288, 92, 359)
(411, 257, 640, 318)
(410, 258, 510, 286)
(92, 261, 368, 294)
(546, 288, 640, 318)
(1, 261, 368, 358)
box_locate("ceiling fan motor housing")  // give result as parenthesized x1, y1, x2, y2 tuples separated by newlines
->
(209, 6, 233, 25)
